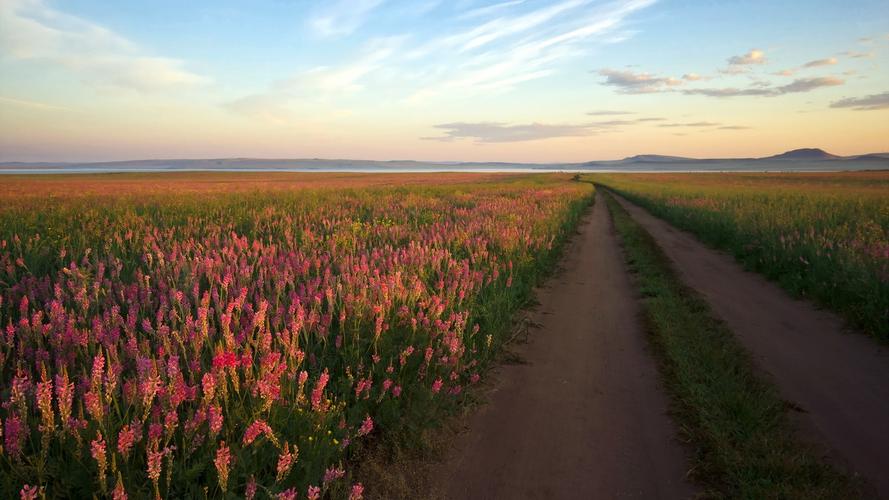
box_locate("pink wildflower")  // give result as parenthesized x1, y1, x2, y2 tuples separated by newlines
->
(117, 424, 137, 458)
(54, 372, 73, 431)
(208, 404, 224, 436)
(19, 485, 39, 500)
(311, 370, 329, 412)
(276, 442, 298, 482)
(357, 415, 374, 437)
(202, 372, 217, 402)
(4, 414, 24, 457)
(147, 448, 164, 482)
(243, 419, 274, 446)
(245, 476, 257, 500)
(277, 487, 297, 500)
(349, 483, 365, 500)
(307, 485, 321, 500)
(214, 441, 231, 491)
(91, 432, 108, 488)
(323, 466, 345, 485)
(112, 477, 128, 500)
(431, 378, 443, 394)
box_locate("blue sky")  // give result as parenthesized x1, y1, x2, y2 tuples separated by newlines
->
(1, 0, 887, 162)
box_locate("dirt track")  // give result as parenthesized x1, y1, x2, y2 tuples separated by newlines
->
(435, 197, 694, 499)
(612, 194, 889, 498)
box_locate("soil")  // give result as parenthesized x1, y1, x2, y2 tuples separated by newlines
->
(613, 193, 889, 498)
(433, 197, 695, 499)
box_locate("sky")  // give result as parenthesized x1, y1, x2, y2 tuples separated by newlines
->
(1, 0, 888, 163)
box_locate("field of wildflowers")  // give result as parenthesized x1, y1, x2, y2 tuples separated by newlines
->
(591, 172, 889, 340)
(0, 174, 593, 498)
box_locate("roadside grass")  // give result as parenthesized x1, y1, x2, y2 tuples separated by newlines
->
(350, 188, 596, 498)
(588, 172, 888, 342)
(602, 190, 859, 499)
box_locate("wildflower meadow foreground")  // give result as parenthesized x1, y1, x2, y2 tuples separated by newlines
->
(0, 173, 592, 498)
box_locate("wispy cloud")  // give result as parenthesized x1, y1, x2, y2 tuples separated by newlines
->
(682, 77, 843, 97)
(657, 121, 721, 128)
(0, 0, 208, 92)
(727, 48, 766, 65)
(459, 0, 527, 20)
(423, 121, 598, 142)
(830, 91, 889, 111)
(720, 48, 767, 74)
(309, 0, 386, 38)
(404, 0, 657, 102)
(803, 57, 837, 68)
(597, 68, 683, 93)
(424, 113, 683, 143)
(587, 110, 635, 115)
(231, 0, 657, 119)
(838, 50, 871, 59)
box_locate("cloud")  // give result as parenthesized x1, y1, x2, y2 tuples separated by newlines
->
(404, 0, 655, 102)
(423, 113, 670, 143)
(0, 0, 208, 92)
(309, 0, 386, 38)
(777, 76, 843, 93)
(682, 72, 705, 81)
(682, 77, 843, 98)
(657, 121, 721, 128)
(597, 68, 683, 93)
(232, 0, 657, 120)
(727, 49, 766, 66)
(830, 91, 889, 111)
(459, 0, 527, 20)
(587, 110, 634, 115)
(718, 125, 752, 130)
(838, 50, 871, 59)
(423, 121, 598, 142)
(803, 57, 837, 68)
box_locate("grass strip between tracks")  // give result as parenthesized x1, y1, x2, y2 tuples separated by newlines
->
(602, 189, 858, 498)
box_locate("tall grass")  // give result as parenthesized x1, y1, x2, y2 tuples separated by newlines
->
(591, 172, 889, 340)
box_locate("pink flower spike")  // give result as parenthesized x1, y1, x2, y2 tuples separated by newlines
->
(349, 483, 365, 500)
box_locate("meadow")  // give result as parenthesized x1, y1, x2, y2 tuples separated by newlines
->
(0, 173, 592, 499)
(591, 172, 889, 340)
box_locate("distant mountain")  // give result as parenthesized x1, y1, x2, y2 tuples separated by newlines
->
(763, 148, 840, 160)
(851, 153, 889, 161)
(2, 149, 888, 173)
(620, 154, 693, 162)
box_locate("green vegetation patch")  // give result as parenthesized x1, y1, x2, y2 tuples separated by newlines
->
(602, 190, 858, 499)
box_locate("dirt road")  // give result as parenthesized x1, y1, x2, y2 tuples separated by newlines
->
(435, 197, 694, 499)
(612, 194, 889, 498)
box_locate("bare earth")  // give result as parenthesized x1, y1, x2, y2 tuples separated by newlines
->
(435, 197, 694, 499)
(613, 194, 889, 498)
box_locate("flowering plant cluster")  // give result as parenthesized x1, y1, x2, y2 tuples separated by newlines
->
(0, 177, 592, 498)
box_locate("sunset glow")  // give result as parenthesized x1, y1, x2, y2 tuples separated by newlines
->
(1, 0, 888, 162)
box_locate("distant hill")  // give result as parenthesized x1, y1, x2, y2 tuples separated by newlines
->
(2, 148, 888, 173)
(852, 153, 889, 161)
(763, 148, 841, 160)
(620, 154, 693, 163)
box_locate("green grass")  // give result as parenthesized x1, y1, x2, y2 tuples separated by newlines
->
(601, 190, 858, 499)
(588, 172, 889, 341)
